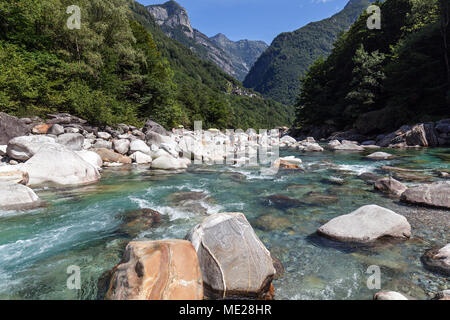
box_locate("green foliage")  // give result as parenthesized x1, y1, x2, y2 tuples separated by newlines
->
(244, 0, 374, 105)
(295, 0, 448, 133)
(0, 0, 292, 129)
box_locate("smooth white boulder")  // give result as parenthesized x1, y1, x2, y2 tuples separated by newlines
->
(130, 151, 153, 164)
(151, 155, 187, 170)
(0, 182, 41, 210)
(366, 152, 394, 160)
(0, 165, 29, 185)
(7, 136, 56, 161)
(374, 291, 409, 300)
(129, 140, 150, 155)
(97, 132, 111, 140)
(113, 139, 130, 155)
(22, 144, 100, 186)
(75, 150, 103, 170)
(318, 205, 411, 243)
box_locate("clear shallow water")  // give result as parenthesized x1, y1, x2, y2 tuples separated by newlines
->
(0, 147, 449, 300)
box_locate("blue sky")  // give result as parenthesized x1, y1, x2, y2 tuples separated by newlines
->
(137, 0, 351, 44)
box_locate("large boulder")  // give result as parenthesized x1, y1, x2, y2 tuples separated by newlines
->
(6, 135, 56, 161)
(47, 124, 64, 136)
(0, 182, 42, 210)
(186, 212, 276, 299)
(105, 240, 203, 300)
(129, 139, 150, 155)
(374, 177, 408, 196)
(143, 119, 169, 136)
(93, 148, 132, 164)
(421, 244, 450, 276)
(405, 123, 439, 147)
(0, 112, 30, 144)
(113, 139, 130, 155)
(130, 151, 152, 164)
(145, 131, 174, 147)
(75, 150, 103, 170)
(317, 205, 411, 243)
(56, 133, 84, 151)
(400, 182, 450, 209)
(151, 155, 187, 170)
(22, 144, 100, 186)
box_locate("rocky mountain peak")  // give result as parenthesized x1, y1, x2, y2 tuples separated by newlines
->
(147, 1, 194, 38)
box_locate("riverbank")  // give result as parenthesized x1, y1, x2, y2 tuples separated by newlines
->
(0, 112, 449, 300)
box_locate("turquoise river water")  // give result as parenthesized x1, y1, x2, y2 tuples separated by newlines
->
(0, 147, 449, 300)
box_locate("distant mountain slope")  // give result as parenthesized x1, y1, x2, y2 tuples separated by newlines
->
(243, 0, 374, 105)
(146, 1, 267, 81)
(130, 1, 294, 129)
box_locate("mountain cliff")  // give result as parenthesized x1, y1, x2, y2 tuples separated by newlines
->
(243, 0, 374, 105)
(146, 1, 267, 81)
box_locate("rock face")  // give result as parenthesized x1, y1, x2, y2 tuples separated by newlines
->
(0, 182, 41, 210)
(400, 182, 450, 209)
(22, 144, 101, 186)
(146, 1, 267, 81)
(374, 291, 409, 300)
(317, 205, 411, 243)
(405, 123, 438, 147)
(374, 177, 408, 196)
(7, 136, 55, 161)
(186, 212, 276, 299)
(421, 244, 450, 276)
(106, 240, 203, 300)
(0, 112, 30, 144)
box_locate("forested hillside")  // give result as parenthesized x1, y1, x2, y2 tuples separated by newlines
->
(0, 0, 293, 130)
(244, 0, 373, 105)
(295, 0, 449, 135)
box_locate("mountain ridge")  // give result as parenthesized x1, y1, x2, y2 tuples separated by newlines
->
(145, 1, 268, 81)
(243, 0, 375, 105)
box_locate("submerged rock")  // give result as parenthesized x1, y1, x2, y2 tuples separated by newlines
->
(421, 244, 450, 276)
(167, 191, 213, 215)
(119, 208, 162, 238)
(253, 215, 291, 231)
(186, 212, 276, 299)
(105, 240, 203, 300)
(400, 182, 450, 209)
(0, 182, 42, 210)
(264, 194, 304, 209)
(317, 205, 411, 243)
(22, 144, 101, 186)
(374, 177, 407, 196)
(303, 192, 339, 205)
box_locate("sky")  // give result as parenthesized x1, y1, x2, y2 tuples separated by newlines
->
(137, 0, 351, 44)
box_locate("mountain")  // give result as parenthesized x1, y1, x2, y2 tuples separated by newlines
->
(243, 0, 374, 105)
(130, 1, 294, 129)
(146, 1, 268, 81)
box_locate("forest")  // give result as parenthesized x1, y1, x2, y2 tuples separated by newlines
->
(295, 0, 450, 135)
(0, 0, 293, 130)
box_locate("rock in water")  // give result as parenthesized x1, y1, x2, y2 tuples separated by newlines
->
(7, 135, 56, 161)
(22, 144, 100, 186)
(0, 112, 30, 144)
(105, 240, 203, 300)
(0, 182, 42, 210)
(374, 177, 407, 196)
(186, 212, 276, 299)
(151, 155, 187, 170)
(366, 152, 394, 160)
(130, 151, 152, 164)
(317, 205, 411, 243)
(421, 244, 450, 276)
(75, 150, 103, 170)
(374, 291, 409, 300)
(400, 182, 450, 209)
